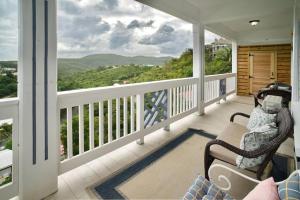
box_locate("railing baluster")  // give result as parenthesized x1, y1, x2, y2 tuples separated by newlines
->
(188, 85, 191, 109)
(185, 85, 189, 111)
(176, 87, 179, 115)
(123, 97, 128, 136)
(99, 101, 104, 146)
(180, 86, 183, 113)
(108, 99, 113, 142)
(130, 95, 135, 133)
(79, 105, 84, 154)
(172, 88, 176, 116)
(67, 107, 73, 158)
(182, 86, 186, 112)
(89, 103, 94, 149)
(116, 98, 120, 139)
(169, 88, 172, 117)
(136, 93, 144, 144)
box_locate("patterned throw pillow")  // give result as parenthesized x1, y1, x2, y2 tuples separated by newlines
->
(236, 123, 278, 169)
(278, 172, 300, 200)
(247, 106, 277, 130)
(183, 176, 232, 200)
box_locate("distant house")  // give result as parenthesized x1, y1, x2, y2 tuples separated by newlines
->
(206, 38, 231, 57)
(0, 149, 12, 185)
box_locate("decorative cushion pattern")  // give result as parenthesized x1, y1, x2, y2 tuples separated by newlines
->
(183, 176, 232, 200)
(243, 177, 280, 200)
(278, 172, 300, 200)
(236, 123, 278, 169)
(247, 106, 277, 130)
(262, 95, 282, 113)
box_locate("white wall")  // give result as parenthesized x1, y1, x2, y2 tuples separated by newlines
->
(292, 0, 300, 158)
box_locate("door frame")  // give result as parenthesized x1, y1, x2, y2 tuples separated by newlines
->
(249, 51, 277, 94)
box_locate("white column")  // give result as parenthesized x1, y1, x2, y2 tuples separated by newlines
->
(19, 0, 58, 199)
(193, 24, 205, 115)
(231, 41, 237, 74)
(232, 41, 238, 93)
(292, 0, 300, 158)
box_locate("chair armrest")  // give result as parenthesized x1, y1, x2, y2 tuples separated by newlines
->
(230, 112, 250, 122)
(205, 139, 271, 158)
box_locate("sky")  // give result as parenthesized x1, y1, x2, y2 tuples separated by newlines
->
(0, 0, 222, 60)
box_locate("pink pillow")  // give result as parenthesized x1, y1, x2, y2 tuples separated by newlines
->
(243, 177, 279, 200)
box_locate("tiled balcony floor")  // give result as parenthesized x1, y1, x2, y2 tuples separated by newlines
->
(46, 95, 254, 200)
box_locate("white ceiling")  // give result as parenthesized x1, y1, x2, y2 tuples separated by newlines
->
(137, 0, 294, 45)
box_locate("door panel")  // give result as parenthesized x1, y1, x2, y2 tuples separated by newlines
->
(249, 52, 276, 94)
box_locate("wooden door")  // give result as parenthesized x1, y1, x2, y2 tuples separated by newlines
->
(249, 52, 276, 94)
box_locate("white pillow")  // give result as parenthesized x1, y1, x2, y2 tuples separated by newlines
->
(247, 106, 277, 130)
(236, 123, 278, 169)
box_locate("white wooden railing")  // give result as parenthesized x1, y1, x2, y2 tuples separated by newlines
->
(0, 98, 19, 200)
(204, 73, 236, 106)
(57, 77, 199, 173)
(57, 73, 236, 174)
(0, 73, 236, 199)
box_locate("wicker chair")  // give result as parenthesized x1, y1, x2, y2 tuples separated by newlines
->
(204, 108, 293, 181)
(254, 82, 291, 107)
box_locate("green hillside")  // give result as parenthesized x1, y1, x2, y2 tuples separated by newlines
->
(58, 54, 172, 77)
(58, 65, 152, 91)
(58, 47, 232, 91)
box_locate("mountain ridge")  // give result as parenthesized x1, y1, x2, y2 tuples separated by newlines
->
(58, 53, 173, 76)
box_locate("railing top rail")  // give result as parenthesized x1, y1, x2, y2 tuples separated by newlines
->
(0, 98, 19, 108)
(58, 77, 198, 108)
(204, 73, 236, 82)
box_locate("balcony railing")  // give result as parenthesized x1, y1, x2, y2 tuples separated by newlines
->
(0, 72, 236, 199)
(57, 73, 236, 174)
(0, 98, 18, 200)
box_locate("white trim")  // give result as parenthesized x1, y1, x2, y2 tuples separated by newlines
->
(204, 73, 236, 82)
(57, 78, 198, 108)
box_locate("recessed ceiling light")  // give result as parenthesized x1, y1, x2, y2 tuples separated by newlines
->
(249, 20, 260, 26)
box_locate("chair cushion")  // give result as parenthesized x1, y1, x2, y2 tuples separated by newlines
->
(278, 172, 300, 200)
(183, 175, 232, 200)
(247, 106, 277, 130)
(210, 123, 247, 165)
(236, 123, 278, 169)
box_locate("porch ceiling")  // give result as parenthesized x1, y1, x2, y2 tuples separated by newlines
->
(137, 0, 294, 45)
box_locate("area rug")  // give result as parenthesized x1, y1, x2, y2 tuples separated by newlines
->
(93, 128, 289, 199)
(93, 129, 216, 199)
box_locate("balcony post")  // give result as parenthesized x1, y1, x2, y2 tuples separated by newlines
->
(232, 41, 238, 93)
(193, 24, 205, 115)
(232, 41, 237, 74)
(292, 1, 300, 158)
(19, 0, 58, 199)
(136, 93, 145, 145)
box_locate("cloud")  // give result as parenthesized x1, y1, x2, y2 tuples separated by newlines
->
(139, 24, 175, 45)
(59, 16, 110, 41)
(159, 30, 192, 55)
(0, 0, 18, 60)
(103, 0, 119, 9)
(59, 0, 82, 15)
(109, 21, 133, 49)
(96, 0, 119, 11)
(138, 23, 192, 55)
(127, 20, 154, 29)
(0, 0, 198, 60)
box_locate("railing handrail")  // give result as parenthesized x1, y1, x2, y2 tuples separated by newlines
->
(57, 77, 198, 108)
(204, 73, 236, 82)
(0, 98, 19, 108)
